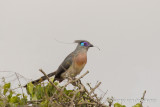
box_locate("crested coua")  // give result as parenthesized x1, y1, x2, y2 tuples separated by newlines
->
(25, 40, 93, 87)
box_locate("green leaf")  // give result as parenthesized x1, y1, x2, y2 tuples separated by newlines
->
(9, 96, 20, 103)
(16, 94, 21, 97)
(40, 100, 49, 107)
(7, 90, 13, 100)
(49, 77, 55, 82)
(32, 94, 38, 101)
(114, 103, 126, 107)
(133, 103, 141, 107)
(26, 82, 34, 96)
(3, 83, 11, 95)
(46, 83, 56, 97)
(19, 95, 28, 105)
(35, 85, 45, 99)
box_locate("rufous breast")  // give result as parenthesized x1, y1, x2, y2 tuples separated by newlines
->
(63, 53, 87, 78)
(74, 53, 87, 67)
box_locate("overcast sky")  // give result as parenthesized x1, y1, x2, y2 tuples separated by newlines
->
(0, 0, 160, 106)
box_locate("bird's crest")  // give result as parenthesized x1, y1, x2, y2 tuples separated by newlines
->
(74, 40, 90, 43)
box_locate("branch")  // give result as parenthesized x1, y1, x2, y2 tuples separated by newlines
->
(39, 69, 71, 100)
(58, 71, 89, 97)
(75, 71, 89, 82)
(80, 82, 107, 107)
(140, 90, 146, 107)
(15, 73, 25, 99)
(89, 82, 101, 96)
(78, 101, 97, 105)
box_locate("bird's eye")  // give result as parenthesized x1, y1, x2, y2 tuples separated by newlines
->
(80, 42, 85, 46)
(80, 42, 89, 46)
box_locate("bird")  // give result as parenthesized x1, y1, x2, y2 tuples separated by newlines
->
(24, 40, 94, 87)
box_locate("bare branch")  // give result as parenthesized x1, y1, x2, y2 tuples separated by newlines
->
(140, 90, 146, 107)
(58, 71, 89, 97)
(15, 72, 25, 99)
(78, 101, 97, 105)
(80, 82, 107, 107)
(39, 69, 71, 100)
(75, 71, 89, 82)
(89, 82, 101, 96)
(69, 84, 85, 107)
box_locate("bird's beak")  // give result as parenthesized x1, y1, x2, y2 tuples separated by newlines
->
(89, 43, 100, 50)
(91, 45, 100, 50)
(89, 44, 94, 47)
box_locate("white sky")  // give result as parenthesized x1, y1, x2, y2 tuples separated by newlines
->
(0, 0, 160, 106)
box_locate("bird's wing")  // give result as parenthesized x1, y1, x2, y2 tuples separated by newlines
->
(24, 52, 74, 87)
(55, 52, 74, 79)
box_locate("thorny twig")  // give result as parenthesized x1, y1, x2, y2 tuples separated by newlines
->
(40, 69, 105, 107)
(39, 69, 71, 100)
(77, 101, 97, 105)
(15, 72, 25, 99)
(69, 84, 85, 107)
(140, 90, 146, 107)
(0, 69, 149, 107)
(0, 69, 118, 107)
(89, 82, 101, 96)
(59, 71, 89, 97)
(79, 82, 107, 107)
(75, 71, 89, 82)
(107, 97, 114, 107)
(100, 90, 108, 102)
(87, 83, 99, 101)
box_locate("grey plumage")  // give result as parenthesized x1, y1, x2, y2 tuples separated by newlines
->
(24, 40, 93, 87)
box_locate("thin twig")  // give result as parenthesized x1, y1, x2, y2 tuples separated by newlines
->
(15, 72, 25, 98)
(100, 90, 108, 103)
(89, 82, 101, 96)
(69, 84, 85, 107)
(140, 90, 146, 107)
(78, 101, 96, 105)
(27, 100, 43, 104)
(80, 82, 107, 107)
(59, 71, 89, 97)
(87, 83, 99, 103)
(39, 69, 71, 100)
(75, 71, 89, 82)
(107, 97, 114, 107)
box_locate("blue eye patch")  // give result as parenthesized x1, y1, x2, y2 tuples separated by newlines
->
(80, 42, 89, 46)
(80, 42, 85, 46)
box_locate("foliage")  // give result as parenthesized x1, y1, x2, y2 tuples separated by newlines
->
(114, 103, 126, 107)
(0, 82, 27, 106)
(0, 77, 144, 107)
(132, 103, 141, 107)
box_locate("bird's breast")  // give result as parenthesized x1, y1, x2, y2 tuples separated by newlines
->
(61, 53, 87, 78)
(74, 53, 87, 67)
(72, 53, 87, 75)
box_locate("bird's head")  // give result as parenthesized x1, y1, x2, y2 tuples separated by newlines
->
(74, 40, 94, 50)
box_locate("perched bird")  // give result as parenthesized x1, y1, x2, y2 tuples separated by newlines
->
(25, 40, 94, 87)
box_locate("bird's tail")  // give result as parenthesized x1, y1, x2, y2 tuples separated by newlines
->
(24, 71, 57, 87)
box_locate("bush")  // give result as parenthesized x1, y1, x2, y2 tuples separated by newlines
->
(0, 71, 145, 107)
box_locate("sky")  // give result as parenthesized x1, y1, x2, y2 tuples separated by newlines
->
(0, 0, 160, 106)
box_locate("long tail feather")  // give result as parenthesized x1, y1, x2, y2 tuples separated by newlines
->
(24, 71, 57, 87)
